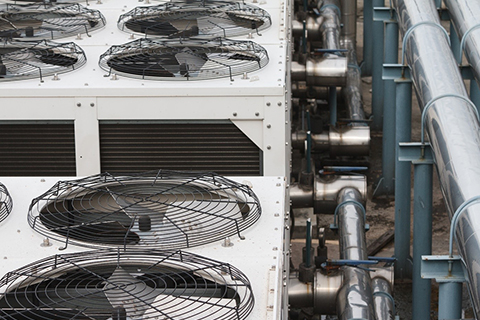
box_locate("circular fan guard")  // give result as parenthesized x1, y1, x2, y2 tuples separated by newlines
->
(28, 170, 261, 249)
(118, 0, 271, 38)
(0, 249, 255, 319)
(98, 38, 269, 80)
(0, 3, 106, 40)
(0, 182, 13, 223)
(0, 39, 86, 81)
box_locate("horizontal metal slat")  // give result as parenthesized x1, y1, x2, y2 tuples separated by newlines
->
(100, 122, 261, 176)
(0, 123, 76, 176)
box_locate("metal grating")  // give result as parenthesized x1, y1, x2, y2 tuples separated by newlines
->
(28, 170, 262, 249)
(0, 122, 76, 176)
(98, 38, 269, 81)
(0, 182, 13, 223)
(0, 3, 106, 40)
(99, 122, 262, 176)
(0, 249, 255, 320)
(0, 39, 87, 81)
(118, 0, 271, 39)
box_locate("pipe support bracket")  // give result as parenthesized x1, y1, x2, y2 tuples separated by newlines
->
(459, 23, 480, 64)
(421, 94, 480, 145)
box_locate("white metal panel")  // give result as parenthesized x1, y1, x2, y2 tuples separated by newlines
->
(0, 176, 287, 320)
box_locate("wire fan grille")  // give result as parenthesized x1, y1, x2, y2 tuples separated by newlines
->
(0, 3, 106, 40)
(118, 0, 271, 38)
(0, 182, 13, 223)
(0, 249, 255, 320)
(0, 39, 86, 81)
(98, 38, 269, 80)
(28, 170, 261, 249)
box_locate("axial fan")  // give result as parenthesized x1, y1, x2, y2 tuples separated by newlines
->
(0, 3, 106, 40)
(0, 249, 255, 319)
(0, 39, 86, 81)
(28, 170, 261, 249)
(118, 0, 271, 38)
(0, 182, 13, 223)
(98, 38, 269, 80)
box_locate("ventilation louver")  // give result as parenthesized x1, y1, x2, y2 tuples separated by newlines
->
(118, 0, 271, 38)
(0, 39, 86, 81)
(29, 170, 261, 249)
(0, 3, 106, 40)
(0, 182, 13, 223)
(98, 38, 269, 80)
(0, 249, 255, 319)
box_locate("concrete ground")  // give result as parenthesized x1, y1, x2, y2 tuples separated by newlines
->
(290, 1, 474, 319)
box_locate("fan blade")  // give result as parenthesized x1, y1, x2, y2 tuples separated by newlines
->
(104, 266, 160, 319)
(171, 48, 207, 76)
(168, 19, 199, 37)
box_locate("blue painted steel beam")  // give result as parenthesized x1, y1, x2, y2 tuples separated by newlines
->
(412, 162, 433, 319)
(422, 255, 465, 320)
(394, 78, 412, 279)
(362, 0, 384, 76)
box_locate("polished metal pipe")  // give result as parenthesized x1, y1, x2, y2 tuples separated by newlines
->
(393, 0, 480, 316)
(318, 0, 342, 52)
(290, 174, 367, 212)
(337, 188, 368, 260)
(291, 127, 370, 156)
(372, 276, 395, 320)
(337, 267, 375, 319)
(340, 0, 356, 44)
(292, 16, 323, 40)
(445, 0, 480, 84)
(336, 188, 375, 319)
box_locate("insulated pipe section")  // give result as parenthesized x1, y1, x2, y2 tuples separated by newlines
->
(392, 0, 480, 316)
(290, 174, 367, 212)
(291, 57, 348, 87)
(372, 277, 395, 320)
(292, 16, 323, 40)
(291, 126, 370, 156)
(336, 188, 375, 319)
(289, 271, 343, 314)
(337, 267, 376, 320)
(337, 187, 368, 260)
(445, 0, 480, 84)
(340, 0, 356, 43)
(318, 0, 342, 51)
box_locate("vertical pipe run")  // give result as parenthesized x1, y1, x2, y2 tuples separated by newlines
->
(336, 187, 375, 320)
(438, 282, 462, 319)
(371, 17, 385, 130)
(372, 277, 395, 320)
(329, 86, 338, 126)
(412, 163, 433, 319)
(363, 0, 384, 76)
(394, 79, 412, 279)
(305, 218, 312, 267)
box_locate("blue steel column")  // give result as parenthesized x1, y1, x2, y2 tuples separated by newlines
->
(362, 0, 383, 76)
(450, 22, 461, 63)
(470, 80, 480, 113)
(329, 86, 337, 126)
(379, 20, 399, 196)
(371, 12, 385, 130)
(438, 282, 462, 319)
(394, 78, 412, 279)
(412, 162, 433, 319)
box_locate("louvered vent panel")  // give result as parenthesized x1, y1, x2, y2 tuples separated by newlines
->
(99, 122, 262, 175)
(0, 123, 76, 176)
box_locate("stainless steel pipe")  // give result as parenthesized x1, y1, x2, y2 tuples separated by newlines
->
(290, 175, 367, 213)
(372, 276, 395, 320)
(445, 0, 480, 83)
(336, 187, 375, 320)
(393, 0, 480, 316)
(291, 126, 370, 156)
